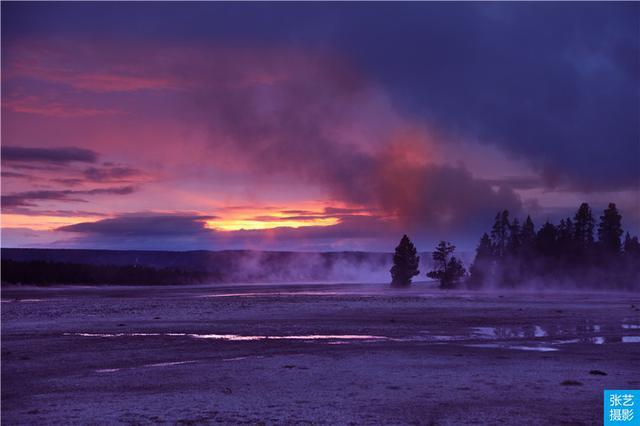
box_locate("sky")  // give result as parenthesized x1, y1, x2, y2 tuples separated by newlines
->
(1, 2, 639, 252)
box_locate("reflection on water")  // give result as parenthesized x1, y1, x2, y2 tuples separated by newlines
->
(471, 325, 547, 339)
(68, 332, 387, 341)
(191, 333, 387, 341)
(534, 326, 547, 337)
(94, 360, 197, 374)
(199, 291, 344, 298)
(467, 343, 558, 352)
(67, 332, 162, 337)
(466, 323, 639, 346)
(66, 321, 640, 352)
(144, 360, 197, 368)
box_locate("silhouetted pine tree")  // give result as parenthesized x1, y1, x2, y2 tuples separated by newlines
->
(519, 215, 536, 255)
(427, 241, 466, 288)
(490, 210, 510, 258)
(557, 217, 576, 259)
(466, 202, 637, 290)
(521, 216, 535, 241)
(574, 203, 595, 253)
(624, 232, 640, 256)
(508, 218, 522, 254)
(469, 233, 493, 287)
(598, 203, 623, 255)
(536, 221, 558, 256)
(390, 235, 420, 287)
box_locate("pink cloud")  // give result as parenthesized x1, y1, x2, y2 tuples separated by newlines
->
(1, 38, 530, 248)
(5, 40, 177, 93)
(2, 95, 119, 117)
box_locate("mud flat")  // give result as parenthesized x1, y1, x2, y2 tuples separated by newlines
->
(2, 283, 639, 425)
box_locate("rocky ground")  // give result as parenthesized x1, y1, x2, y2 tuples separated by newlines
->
(2, 283, 639, 425)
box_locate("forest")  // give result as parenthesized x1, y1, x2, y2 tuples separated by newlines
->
(393, 202, 640, 290)
(0, 260, 210, 286)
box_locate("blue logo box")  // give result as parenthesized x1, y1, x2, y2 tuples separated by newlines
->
(605, 390, 640, 425)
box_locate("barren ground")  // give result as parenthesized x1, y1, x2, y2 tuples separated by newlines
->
(2, 283, 639, 425)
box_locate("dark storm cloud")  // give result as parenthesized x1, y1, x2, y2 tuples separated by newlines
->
(58, 213, 216, 236)
(180, 48, 522, 234)
(52, 212, 395, 251)
(2, 186, 135, 208)
(5, 208, 107, 218)
(9, 2, 635, 190)
(2, 191, 82, 208)
(3, 2, 638, 251)
(82, 166, 143, 182)
(50, 178, 84, 187)
(1, 146, 98, 164)
(50, 211, 471, 252)
(483, 176, 544, 191)
(83, 187, 135, 196)
(334, 3, 640, 191)
(1, 171, 32, 179)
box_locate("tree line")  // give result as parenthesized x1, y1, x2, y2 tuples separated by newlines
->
(1, 260, 210, 286)
(390, 202, 640, 290)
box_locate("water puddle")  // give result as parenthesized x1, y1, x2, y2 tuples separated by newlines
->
(222, 356, 265, 361)
(467, 343, 558, 352)
(426, 323, 640, 351)
(67, 322, 640, 353)
(96, 368, 121, 373)
(66, 332, 162, 337)
(143, 360, 197, 368)
(190, 333, 386, 341)
(68, 332, 387, 342)
(199, 291, 343, 298)
(95, 360, 197, 373)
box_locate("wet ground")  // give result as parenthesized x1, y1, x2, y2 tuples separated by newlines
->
(2, 283, 639, 424)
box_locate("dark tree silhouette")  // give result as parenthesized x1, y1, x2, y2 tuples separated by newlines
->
(557, 217, 575, 255)
(390, 235, 420, 287)
(469, 233, 492, 287)
(519, 215, 536, 255)
(624, 232, 640, 256)
(574, 203, 595, 248)
(598, 203, 623, 254)
(536, 221, 558, 256)
(0, 260, 208, 285)
(508, 218, 522, 253)
(427, 241, 466, 288)
(466, 202, 637, 290)
(490, 210, 510, 257)
(520, 215, 536, 242)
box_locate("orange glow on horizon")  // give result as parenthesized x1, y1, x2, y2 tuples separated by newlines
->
(0, 203, 373, 233)
(205, 202, 372, 231)
(206, 216, 340, 231)
(1, 213, 102, 231)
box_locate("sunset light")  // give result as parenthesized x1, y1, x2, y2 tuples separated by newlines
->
(206, 216, 340, 231)
(1, 3, 638, 425)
